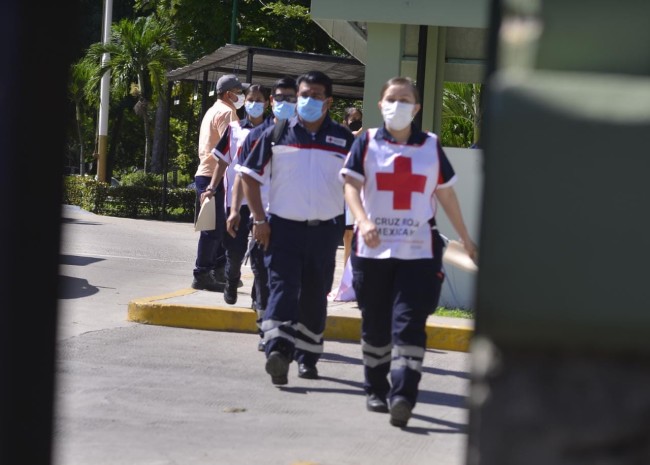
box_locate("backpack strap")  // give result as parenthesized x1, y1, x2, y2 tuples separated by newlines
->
(271, 119, 287, 145)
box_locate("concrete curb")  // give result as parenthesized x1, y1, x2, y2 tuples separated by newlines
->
(128, 289, 474, 352)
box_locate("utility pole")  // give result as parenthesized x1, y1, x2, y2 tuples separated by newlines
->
(97, 0, 113, 182)
(230, 0, 238, 44)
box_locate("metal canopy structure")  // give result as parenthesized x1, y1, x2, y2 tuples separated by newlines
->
(166, 44, 365, 99)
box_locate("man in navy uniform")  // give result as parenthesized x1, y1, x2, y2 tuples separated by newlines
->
(230, 76, 298, 352)
(239, 71, 354, 385)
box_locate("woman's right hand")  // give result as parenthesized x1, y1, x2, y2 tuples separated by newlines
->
(358, 218, 380, 248)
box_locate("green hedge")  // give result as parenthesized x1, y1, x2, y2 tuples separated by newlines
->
(63, 176, 195, 222)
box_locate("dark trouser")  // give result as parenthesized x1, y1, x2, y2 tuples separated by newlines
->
(261, 214, 344, 367)
(352, 230, 444, 406)
(193, 176, 226, 277)
(249, 224, 269, 336)
(223, 205, 251, 285)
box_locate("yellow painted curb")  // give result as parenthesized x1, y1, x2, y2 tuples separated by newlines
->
(426, 324, 473, 353)
(128, 290, 257, 333)
(128, 291, 472, 352)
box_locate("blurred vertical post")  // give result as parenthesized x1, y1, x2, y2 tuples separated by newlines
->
(230, 0, 239, 44)
(97, 0, 113, 182)
(467, 1, 650, 464)
(1, 1, 80, 463)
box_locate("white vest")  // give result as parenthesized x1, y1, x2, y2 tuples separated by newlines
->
(356, 128, 450, 260)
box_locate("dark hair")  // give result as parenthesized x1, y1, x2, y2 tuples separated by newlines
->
(380, 76, 420, 103)
(272, 76, 297, 93)
(297, 70, 333, 97)
(246, 84, 271, 101)
(344, 107, 362, 123)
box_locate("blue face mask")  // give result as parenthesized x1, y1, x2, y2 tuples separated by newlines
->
(272, 101, 296, 120)
(245, 101, 265, 119)
(297, 97, 325, 122)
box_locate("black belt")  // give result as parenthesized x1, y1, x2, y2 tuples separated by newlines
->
(273, 215, 337, 227)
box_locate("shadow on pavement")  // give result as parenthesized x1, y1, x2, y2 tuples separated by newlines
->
(57, 275, 99, 299)
(59, 254, 104, 266)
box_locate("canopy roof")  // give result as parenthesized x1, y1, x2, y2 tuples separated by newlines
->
(167, 44, 365, 99)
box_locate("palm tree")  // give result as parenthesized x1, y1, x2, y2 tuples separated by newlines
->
(441, 83, 482, 148)
(69, 58, 99, 176)
(85, 16, 185, 173)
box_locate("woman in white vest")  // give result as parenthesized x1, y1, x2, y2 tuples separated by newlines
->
(340, 76, 478, 428)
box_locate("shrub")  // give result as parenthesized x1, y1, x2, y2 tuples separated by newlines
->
(120, 170, 162, 187)
(62, 175, 195, 222)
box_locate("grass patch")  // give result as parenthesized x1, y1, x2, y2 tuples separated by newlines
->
(435, 307, 474, 319)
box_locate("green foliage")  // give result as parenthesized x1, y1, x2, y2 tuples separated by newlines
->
(63, 175, 195, 222)
(237, 0, 348, 55)
(69, 0, 355, 182)
(435, 307, 475, 319)
(120, 170, 163, 187)
(330, 98, 364, 124)
(83, 15, 186, 173)
(440, 82, 482, 148)
(168, 103, 200, 179)
(85, 16, 185, 103)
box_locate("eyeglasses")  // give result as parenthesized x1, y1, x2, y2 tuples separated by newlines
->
(273, 94, 297, 103)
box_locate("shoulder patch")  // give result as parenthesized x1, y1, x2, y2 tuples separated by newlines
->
(325, 135, 347, 147)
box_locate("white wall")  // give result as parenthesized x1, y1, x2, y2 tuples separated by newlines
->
(436, 147, 483, 310)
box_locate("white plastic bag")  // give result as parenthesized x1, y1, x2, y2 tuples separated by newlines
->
(332, 257, 356, 302)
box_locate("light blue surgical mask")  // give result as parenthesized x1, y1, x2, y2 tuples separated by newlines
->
(297, 97, 325, 122)
(272, 101, 297, 120)
(245, 101, 265, 118)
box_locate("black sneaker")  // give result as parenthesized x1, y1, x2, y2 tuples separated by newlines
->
(389, 396, 413, 427)
(223, 280, 238, 305)
(257, 338, 266, 352)
(191, 270, 224, 292)
(265, 351, 290, 385)
(366, 393, 389, 413)
(297, 363, 319, 379)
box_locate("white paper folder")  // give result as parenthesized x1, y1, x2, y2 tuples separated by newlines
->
(443, 240, 478, 273)
(194, 195, 216, 232)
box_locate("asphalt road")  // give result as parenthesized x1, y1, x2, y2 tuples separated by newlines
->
(54, 205, 472, 465)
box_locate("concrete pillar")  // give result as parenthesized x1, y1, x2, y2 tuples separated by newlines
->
(362, 22, 403, 127)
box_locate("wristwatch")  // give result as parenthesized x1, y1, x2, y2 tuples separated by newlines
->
(252, 219, 267, 225)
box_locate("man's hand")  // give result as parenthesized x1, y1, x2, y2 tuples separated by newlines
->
(253, 222, 271, 251)
(200, 189, 214, 204)
(226, 210, 241, 238)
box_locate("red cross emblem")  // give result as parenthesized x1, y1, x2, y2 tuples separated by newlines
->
(376, 156, 426, 210)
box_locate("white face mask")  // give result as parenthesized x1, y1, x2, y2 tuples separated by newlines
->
(232, 93, 246, 110)
(381, 101, 415, 131)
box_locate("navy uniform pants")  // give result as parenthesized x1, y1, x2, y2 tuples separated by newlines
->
(223, 204, 251, 285)
(261, 214, 344, 367)
(248, 218, 269, 337)
(193, 175, 226, 277)
(351, 230, 444, 407)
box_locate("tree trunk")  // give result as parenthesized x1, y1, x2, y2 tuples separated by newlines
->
(75, 102, 85, 176)
(151, 96, 168, 174)
(107, 103, 127, 181)
(134, 98, 151, 174)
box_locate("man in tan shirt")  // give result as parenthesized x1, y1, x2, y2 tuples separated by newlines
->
(192, 74, 249, 291)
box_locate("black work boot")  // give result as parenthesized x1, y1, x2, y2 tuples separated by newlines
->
(191, 270, 224, 292)
(223, 280, 238, 305)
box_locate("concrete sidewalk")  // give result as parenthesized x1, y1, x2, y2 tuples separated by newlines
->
(128, 247, 474, 353)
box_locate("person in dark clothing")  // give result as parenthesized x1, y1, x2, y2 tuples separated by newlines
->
(240, 71, 354, 385)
